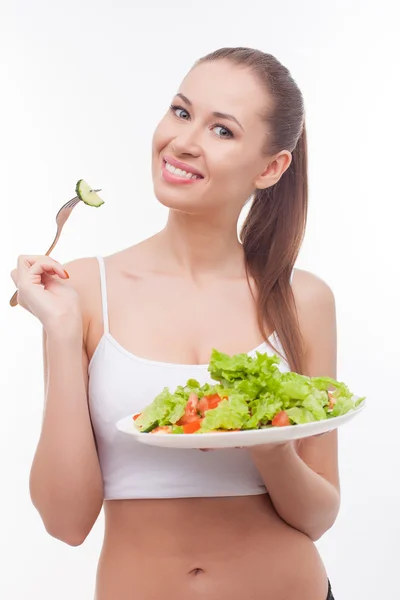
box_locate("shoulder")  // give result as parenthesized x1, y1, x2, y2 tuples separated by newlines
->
(61, 239, 152, 289)
(291, 268, 335, 313)
(291, 268, 337, 377)
(61, 244, 147, 304)
(62, 256, 100, 284)
(59, 257, 103, 336)
(62, 256, 102, 305)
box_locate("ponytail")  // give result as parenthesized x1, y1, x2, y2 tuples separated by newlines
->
(197, 47, 308, 372)
(241, 126, 308, 374)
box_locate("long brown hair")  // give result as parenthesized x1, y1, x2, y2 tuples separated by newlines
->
(196, 48, 308, 374)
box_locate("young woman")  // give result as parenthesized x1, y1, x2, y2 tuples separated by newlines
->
(11, 47, 338, 599)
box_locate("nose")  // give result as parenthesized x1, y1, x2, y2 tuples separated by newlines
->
(171, 129, 202, 157)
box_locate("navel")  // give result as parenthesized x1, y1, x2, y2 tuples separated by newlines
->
(189, 567, 205, 576)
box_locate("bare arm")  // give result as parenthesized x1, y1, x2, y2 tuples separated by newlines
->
(26, 258, 104, 545)
(249, 270, 340, 541)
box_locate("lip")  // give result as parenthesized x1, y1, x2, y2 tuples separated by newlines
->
(163, 155, 204, 178)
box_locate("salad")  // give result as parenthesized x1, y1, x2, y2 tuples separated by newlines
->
(133, 349, 364, 435)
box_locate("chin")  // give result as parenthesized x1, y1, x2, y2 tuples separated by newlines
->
(153, 183, 206, 214)
(151, 166, 207, 213)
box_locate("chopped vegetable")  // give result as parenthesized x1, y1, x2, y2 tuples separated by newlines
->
(133, 349, 365, 435)
(271, 411, 290, 427)
(182, 419, 203, 434)
(76, 179, 104, 207)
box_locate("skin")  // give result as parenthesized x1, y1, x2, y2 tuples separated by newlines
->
(11, 60, 339, 600)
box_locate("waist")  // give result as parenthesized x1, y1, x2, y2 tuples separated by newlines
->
(96, 496, 328, 600)
(103, 494, 279, 544)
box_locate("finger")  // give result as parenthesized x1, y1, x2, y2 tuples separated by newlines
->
(16, 258, 68, 285)
(41, 271, 63, 287)
(29, 261, 68, 280)
(17, 255, 60, 268)
(11, 261, 64, 288)
(17, 255, 67, 279)
(17, 267, 67, 296)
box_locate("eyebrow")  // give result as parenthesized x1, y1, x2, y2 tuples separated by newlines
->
(175, 92, 245, 132)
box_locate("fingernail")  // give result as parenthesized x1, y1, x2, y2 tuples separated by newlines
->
(64, 270, 70, 278)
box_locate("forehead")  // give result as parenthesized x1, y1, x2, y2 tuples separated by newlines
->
(178, 60, 269, 123)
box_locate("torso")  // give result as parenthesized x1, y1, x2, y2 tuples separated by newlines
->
(98, 497, 327, 600)
(82, 241, 329, 600)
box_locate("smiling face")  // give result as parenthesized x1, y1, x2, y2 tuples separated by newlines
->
(151, 60, 290, 217)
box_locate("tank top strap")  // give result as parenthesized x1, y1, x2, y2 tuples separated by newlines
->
(96, 256, 110, 335)
(290, 267, 295, 285)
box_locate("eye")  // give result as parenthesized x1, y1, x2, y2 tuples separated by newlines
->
(212, 125, 234, 139)
(170, 105, 190, 120)
(169, 104, 234, 139)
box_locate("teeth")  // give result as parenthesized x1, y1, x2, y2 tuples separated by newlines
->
(165, 161, 199, 179)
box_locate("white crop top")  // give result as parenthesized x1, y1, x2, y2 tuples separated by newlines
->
(88, 256, 291, 500)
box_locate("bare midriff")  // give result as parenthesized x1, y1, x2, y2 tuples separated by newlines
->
(95, 495, 328, 600)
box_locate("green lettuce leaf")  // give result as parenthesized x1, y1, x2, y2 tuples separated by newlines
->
(301, 391, 329, 420)
(199, 395, 250, 432)
(278, 372, 312, 401)
(330, 393, 357, 417)
(134, 387, 187, 432)
(245, 394, 283, 429)
(285, 407, 317, 424)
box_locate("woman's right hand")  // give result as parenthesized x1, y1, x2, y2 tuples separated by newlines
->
(10, 255, 82, 333)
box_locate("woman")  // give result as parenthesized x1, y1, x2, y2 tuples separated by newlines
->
(11, 47, 338, 599)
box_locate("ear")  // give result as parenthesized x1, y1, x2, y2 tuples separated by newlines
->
(254, 151, 292, 190)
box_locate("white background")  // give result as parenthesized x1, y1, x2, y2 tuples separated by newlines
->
(1, 1, 399, 598)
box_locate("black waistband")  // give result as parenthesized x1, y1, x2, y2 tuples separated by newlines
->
(327, 580, 334, 600)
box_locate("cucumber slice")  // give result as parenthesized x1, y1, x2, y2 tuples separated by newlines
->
(75, 179, 104, 207)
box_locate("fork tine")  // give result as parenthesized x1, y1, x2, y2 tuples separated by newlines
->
(64, 196, 80, 209)
(56, 196, 80, 217)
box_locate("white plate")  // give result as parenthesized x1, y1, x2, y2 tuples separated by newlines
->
(116, 398, 366, 449)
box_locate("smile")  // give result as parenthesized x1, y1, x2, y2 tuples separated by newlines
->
(164, 160, 200, 179)
(161, 158, 204, 185)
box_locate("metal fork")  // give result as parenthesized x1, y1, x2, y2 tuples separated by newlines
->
(9, 194, 91, 307)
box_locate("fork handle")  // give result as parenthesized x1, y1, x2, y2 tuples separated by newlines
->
(9, 290, 18, 307)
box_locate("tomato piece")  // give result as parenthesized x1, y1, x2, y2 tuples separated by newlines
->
(150, 426, 172, 434)
(198, 394, 225, 416)
(182, 419, 203, 434)
(208, 394, 225, 408)
(177, 392, 199, 425)
(187, 392, 199, 411)
(327, 392, 337, 410)
(133, 413, 141, 421)
(271, 411, 290, 427)
(198, 397, 209, 416)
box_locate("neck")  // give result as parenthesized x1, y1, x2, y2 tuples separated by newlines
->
(156, 209, 245, 278)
